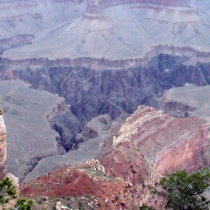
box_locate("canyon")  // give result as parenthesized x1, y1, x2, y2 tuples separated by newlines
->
(19, 105, 210, 208)
(0, 0, 210, 208)
(2, 29, 210, 184)
(0, 80, 69, 181)
(1, 0, 210, 60)
(163, 84, 210, 122)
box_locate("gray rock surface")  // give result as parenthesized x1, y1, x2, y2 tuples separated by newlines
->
(23, 113, 126, 181)
(0, 80, 66, 180)
(163, 84, 210, 123)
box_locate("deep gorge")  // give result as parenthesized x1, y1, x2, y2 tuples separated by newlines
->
(0, 50, 210, 151)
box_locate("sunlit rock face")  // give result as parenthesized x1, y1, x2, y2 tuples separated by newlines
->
(0, 109, 6, 180)
(102, 106, 210, 177)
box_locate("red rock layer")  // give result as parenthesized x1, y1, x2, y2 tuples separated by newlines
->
(20, 160, 134, 209)
(100, 106, 210, 204)
(20, 106, 210, 207)
(108, 106, 208, 175)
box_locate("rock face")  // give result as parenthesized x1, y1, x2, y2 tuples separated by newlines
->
(19, 105, 210, 207)
(100, 106, 210, 204)
(0, 48, 210, 153)
(23, 114, 122, 182)
(0, 109, 6, 180)
(2, 0, 210, 59)
(0, 80, 70, 181)
(163, 84, 210, 123)
(0, 0, 210, 184)
(130, 0, 190, 7)
(0, 0, 86, 54)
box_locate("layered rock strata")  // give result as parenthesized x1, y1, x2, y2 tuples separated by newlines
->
(19, 105, 210, 207)
(101, 0, 190, 8)
(2, 53, 209, 184)
(0, 109, 6, 180)
(2, 0, 209, 60)
(0, 47, 210, 153)
(100, 105, 210, 204)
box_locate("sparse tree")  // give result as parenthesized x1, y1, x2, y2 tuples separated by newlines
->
(15, 198, 33, 210)
(140, 168, 210, 210)
(0, 176, 16, 205)
(0, 176, 33, 209)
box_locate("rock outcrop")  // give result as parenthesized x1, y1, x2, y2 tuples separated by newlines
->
(100, 105, 210, 205)
(0, 108, 6, 180)
(19, 105, 210, 208)
(23, 114, 123, 182)
(20, 161, 134, 209)
(0, 45, 210, 182)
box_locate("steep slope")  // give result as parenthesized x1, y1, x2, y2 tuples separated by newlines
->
(19, 105, 210, 208)
(20, 160, 134, 209)
(100, 105, 210, 204)
(1, 0, 210, 183)
(0, 0, 86, 53)
(0, 46, 210, 181)
(23, 114, 119, 182)
(163, 84, 210, 122)
(0, 80, 69, 181)
(2, 0, 210, 59)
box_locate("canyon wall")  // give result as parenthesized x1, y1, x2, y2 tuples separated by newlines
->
(0, 47, 210, 181)
(19, 105, 210, 208)
(100, 106, 210, 204)
(163, 84, 210, 121)
(0, 47, 210, 152)
(0, 80, 72, 181)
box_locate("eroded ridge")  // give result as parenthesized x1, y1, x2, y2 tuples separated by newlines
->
(112, 105, 209, 175)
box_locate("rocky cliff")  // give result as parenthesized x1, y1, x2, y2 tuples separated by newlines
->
(0, 0, 210, 184)
(0, 109, 6, 180)
(0, 45, 210, 182)
(0, 46, 210, 149)
(100, 106, 210, 205)
(0, 80, 72, 181)
(19, 105, 210, 208)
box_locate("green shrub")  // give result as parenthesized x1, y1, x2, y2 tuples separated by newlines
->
(144, 168, 210, 210)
